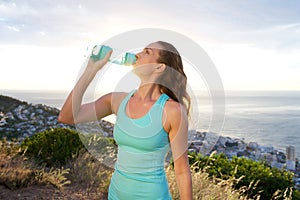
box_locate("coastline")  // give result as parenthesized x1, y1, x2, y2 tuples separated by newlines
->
(1, 89, 300, 157)
(1, 93, 300, 189)
(0, 93, 298, 160)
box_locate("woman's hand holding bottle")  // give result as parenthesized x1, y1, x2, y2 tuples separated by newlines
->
(86, 49, 113, 73)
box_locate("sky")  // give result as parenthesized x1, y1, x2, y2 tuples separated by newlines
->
(1, 0, 300, 91)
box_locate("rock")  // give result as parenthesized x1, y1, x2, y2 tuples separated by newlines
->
(30, 127, 36, 132)
(30, 112, 36, 119)
(226, 151, 237, 158)
(248, 142, 259, 150)
(102, 131, 109, 137)
(36, 109, 44, 114)
(47, 116, 56, 121)
(188, 148, 197, 153)
(0, 118, 7, 126)
(218, 136, 227, 147)
(225, 140, 238, 148)
(191, 140, 203, 146)
(5, 112, 14, 120)
(23, 133, 29, 138)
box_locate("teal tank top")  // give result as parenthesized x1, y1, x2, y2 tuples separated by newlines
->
(108, 90, 172, 200)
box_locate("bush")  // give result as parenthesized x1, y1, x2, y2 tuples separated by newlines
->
(188, 152, 299, 200)
(21, 128, 84, 167)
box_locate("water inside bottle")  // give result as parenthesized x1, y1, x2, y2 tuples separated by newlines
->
(90, 45, 136, 66)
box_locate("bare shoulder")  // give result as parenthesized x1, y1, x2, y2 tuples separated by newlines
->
(163, 98, 188, 133)
(164, 98, 187, 118)
(107, 92, 129, 114)
(163, 99, 188, 141)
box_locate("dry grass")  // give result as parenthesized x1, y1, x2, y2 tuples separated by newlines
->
(0, 140, 295, 199)
(0, 140, 35, 189)
(166, 163, 294, 200)
(166, 165, 246, 200)
(0, 140, 111, 199)
(67, 149, 113, 196)
(0, 140, 71, 190)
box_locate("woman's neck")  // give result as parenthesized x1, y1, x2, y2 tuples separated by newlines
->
(134, 84, 161, 101)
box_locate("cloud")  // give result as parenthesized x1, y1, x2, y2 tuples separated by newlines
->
(6, 25, 20, 32)
(228, 22, 300, 52)
(1, 0, 300, 90)
(275, 23, 300, 30)
(0, 1, 114, 45)
(1, 0, 299, 49)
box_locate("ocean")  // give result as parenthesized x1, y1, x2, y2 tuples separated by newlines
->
(1, 89, 300, 159)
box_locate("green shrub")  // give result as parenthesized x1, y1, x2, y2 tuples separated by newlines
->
(188, 152, 299, 200)
(21, 128, 84, 167)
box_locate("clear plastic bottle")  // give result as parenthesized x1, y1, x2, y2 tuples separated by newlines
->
(90, 45, 136, 66)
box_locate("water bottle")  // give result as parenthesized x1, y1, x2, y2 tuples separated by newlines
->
(90, 45, 136, 66)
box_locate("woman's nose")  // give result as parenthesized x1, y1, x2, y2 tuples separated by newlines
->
(135, 53, 140, 60)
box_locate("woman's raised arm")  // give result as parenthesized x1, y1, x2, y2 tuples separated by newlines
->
(58, 50, 113, 124)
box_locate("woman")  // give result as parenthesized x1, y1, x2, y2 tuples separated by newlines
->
(58, 41, 193, 200)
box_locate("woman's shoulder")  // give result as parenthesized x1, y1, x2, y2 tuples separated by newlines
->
(109, 91, 129, 98)
(163, 98, 188, 133)
(106, 92, 130, 114)
(164, 98, 187, 117)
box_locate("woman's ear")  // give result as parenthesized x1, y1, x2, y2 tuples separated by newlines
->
(155, 63, 166, 72)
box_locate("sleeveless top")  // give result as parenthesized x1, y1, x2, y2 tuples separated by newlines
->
(108, 90, 172, 200)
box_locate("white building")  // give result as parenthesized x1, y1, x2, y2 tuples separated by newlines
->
(286, 145, 296, 171)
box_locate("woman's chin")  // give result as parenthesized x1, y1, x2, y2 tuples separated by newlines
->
(131, 64, 155, 77)
(132, 62, 141, 67)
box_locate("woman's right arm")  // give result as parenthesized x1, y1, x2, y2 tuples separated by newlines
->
(58, 50, 113, 124)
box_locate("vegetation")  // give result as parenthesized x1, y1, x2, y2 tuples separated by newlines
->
(0, 95, 27, 113)
(21, 128, 84, 167)
(1, 127, 299, 199)
(0, 138, 71, 190)
(187, 151, 300, 200)
(0, 130, 113, 199)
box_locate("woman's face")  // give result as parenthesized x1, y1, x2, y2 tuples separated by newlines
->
(132, 42, 166, 78)
(133, 42, 163, 67)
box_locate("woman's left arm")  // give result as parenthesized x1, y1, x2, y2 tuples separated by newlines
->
(167, 103, 193, 200)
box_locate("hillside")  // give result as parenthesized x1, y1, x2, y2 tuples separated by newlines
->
(0, 95, 28, 113)
(0, 94, 113, 140)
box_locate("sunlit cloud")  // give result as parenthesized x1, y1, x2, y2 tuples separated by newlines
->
(275, 22, 300, 30)
(7, 25, 20, 32)
(0, 0, 299, 90)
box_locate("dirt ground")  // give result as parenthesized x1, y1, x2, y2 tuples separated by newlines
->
(0, 184, 107, 200)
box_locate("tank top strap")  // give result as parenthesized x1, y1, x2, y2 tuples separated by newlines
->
(125, 89, 137, 102)
(155, 93, 170, 108)
(117, 89, 136, 115)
